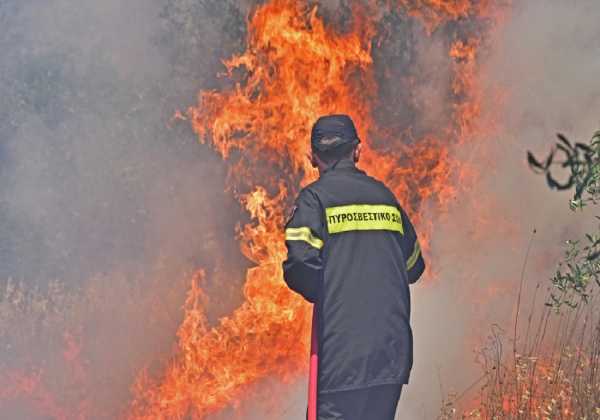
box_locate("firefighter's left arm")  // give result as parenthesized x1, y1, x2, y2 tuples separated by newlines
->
(399, 207, 425, 284)
(282, 189, 325, 303)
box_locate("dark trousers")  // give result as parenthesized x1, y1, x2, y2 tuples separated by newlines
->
(314, 384, 403, 420)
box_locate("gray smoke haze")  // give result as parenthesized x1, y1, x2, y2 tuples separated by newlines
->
(0, 0, 250, 289)
(403, 0, 600, 418)
(0, 0, 254, 418)
(1, 0, 599, 419)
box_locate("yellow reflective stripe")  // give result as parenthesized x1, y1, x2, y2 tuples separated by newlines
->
(406, 241, 421, 271)
(325, 204, 403, 234)
(285, 227, 324, 249)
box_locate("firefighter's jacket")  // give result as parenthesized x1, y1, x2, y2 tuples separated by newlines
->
(282, 159, 425, 393)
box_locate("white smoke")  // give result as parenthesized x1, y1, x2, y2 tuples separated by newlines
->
(402, 0, 600, 418)
(0, 0, 250, 418)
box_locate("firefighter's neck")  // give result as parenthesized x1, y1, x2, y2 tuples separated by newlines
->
(311, 146, 361, 176)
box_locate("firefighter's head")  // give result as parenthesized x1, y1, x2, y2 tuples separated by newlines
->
(309, 114, 362, 173)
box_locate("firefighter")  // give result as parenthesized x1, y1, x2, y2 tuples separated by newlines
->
(282, 114, 425, 420)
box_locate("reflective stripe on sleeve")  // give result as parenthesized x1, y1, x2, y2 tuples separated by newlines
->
(406, 241, 421, 271)
(325, 204, 404, 234)
(285, 227, 324, 249)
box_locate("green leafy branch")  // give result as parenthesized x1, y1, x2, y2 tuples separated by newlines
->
(527, 130, 600, 210)
(547, 234, 600, 311)
(528, 130, 600, 311)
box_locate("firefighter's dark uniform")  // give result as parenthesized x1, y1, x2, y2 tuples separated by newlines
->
(283, 158, 425, 419)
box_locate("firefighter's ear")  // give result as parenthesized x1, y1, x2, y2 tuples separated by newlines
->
(308, 151, 318, 168)
(353, 143, 362, 163)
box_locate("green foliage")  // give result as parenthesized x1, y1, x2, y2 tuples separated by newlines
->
(527, 130, 600, 209)
(528, 130, 600, 311)
(547, 234, 600, 311)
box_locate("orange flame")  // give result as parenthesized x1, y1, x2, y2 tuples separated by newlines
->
(0, 331, 90, 420)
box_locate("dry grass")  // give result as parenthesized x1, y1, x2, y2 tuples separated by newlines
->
(0, 270, 189, 419)
(440, 282, 600, 420)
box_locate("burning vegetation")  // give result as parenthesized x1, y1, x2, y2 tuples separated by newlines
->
(130, 1, 498, 417)
(0, 0, 598, 419)
(445, 131, 600, 419)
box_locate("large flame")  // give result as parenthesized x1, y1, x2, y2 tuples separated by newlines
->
(127, 1, 497, 418)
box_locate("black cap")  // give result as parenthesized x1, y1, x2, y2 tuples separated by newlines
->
(311, 114, 360, 152)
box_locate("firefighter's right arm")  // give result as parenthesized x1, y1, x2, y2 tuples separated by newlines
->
(399, 207, 425, 284)
(282, 189, 325, 303)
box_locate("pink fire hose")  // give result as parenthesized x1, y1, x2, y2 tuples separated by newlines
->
(307, 306, 318, 420)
